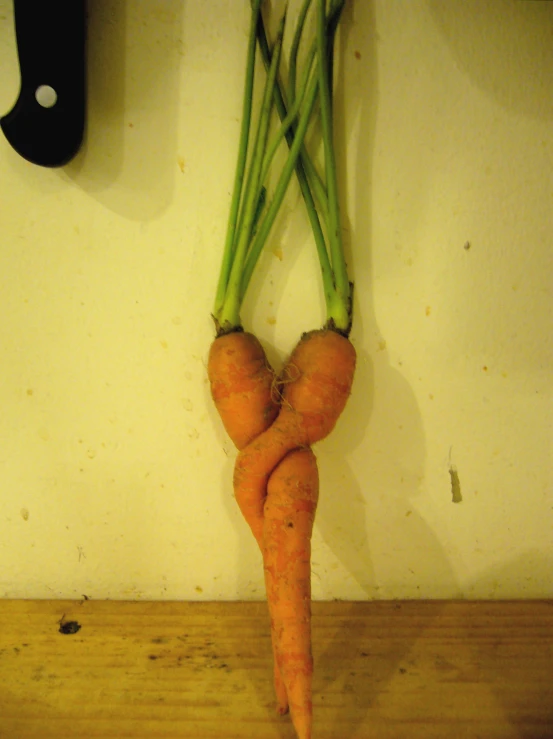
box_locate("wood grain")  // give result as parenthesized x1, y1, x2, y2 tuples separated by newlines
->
(0, 600, 551, 738)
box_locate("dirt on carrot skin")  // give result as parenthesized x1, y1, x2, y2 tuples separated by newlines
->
(208, 331, 280, 450)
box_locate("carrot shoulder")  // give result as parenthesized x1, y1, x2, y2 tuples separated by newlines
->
(208, 330, 279, 451)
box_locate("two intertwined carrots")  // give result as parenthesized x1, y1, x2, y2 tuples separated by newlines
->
(208, 327, 355, 738)
(207, 2, 352, 736)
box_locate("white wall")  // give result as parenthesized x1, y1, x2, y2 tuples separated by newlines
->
(0, 1, 551, 601)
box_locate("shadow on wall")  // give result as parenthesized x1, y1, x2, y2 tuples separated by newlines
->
(428, 0, 553, 122)
(466, 548, 553, 600)
(63, 0, 186, 220)
(313, 1, 460, 602)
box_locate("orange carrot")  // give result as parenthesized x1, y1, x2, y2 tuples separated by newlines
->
(208, 329, 289, 712)
(209, 327, 355, 731)
(233, 327, 354, 731)
(234, 328, 356, 541)
(263, 447, 319, 739)
(208, 329, 280, 551)
(208, 330, 279, 452)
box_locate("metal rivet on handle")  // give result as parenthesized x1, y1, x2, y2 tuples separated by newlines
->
(35, 85, 58, 108)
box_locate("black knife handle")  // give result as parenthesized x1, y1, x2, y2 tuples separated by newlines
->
(1, 0, 86, 167)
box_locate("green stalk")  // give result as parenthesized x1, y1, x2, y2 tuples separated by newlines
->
(234, 14, 285, 257)
(214, 1, 350, 333)
(256, 14, 328, 224)
(255, 14, 334, 309)
(217, 12, 286, 331)
(288, 0, 312, 104)
(258, 40, 316, 200)
(240, 72, 320, 299)
(316, 0, 350, 330)
(325, 0, 346, 98)
(213, 0, 262, 318)
(294, 132, 329, 225)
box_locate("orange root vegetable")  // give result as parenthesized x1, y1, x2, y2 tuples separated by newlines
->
(208, 330, 279, 451)
(263, 447, 319, 739)
(208, 330, 280, 549)
(234, 328, 356, 533)
(210, 328, 354, 730)
(208, 329, 290, 712)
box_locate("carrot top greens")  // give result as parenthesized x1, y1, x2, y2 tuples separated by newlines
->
(213, 0, 351, 337)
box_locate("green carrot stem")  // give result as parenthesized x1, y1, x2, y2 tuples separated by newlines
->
(316, 0, 349, 305)
(255, 14, 328, 224)
(288, 0, 313, 104)
(217, 12, 286, 331)
(251, 185, 267, 236)
(258, 40, 316, 202)
(234, 14, 285, 256)
(254, 14, 334, 307)
(213, 0, 262, 317)
(239, 73, 320, 300)
(322, 0, 351, 334)
(325, 0, 346, 100)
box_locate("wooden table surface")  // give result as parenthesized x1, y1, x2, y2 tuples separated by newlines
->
(0, 600, 551, 738)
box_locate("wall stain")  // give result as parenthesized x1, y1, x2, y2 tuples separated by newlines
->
(449, 466, 463, 504)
